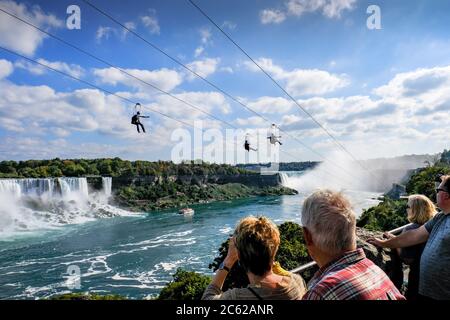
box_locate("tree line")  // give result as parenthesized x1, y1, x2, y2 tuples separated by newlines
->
(0, 158, 254, 178)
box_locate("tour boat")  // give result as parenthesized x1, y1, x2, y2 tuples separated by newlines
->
(179, 207, 194, 215)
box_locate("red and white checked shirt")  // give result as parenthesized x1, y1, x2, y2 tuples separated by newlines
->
(303, 248, 405, 300)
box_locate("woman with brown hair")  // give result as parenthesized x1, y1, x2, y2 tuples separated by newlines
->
(202, 216, 306, 300)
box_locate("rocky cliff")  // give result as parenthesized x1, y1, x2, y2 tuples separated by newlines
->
(87, 173, 283, 191)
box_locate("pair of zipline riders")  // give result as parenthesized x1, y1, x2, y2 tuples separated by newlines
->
(244, 124, 282, 152)
(130, 103, 282, 150)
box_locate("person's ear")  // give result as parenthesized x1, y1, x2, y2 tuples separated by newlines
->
(302, 227, 313, 246)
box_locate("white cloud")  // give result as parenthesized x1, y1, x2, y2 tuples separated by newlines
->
(93, 66, 182, 92)
(200, 28, 212, 44)
(141, 9, 160, 35)
(194, 46, 204, 58)
(235, 116, 267, 127)
(0, 136, 144, 160)
(245, 58, 349, 96)
(0, 81, 149, 142)
(151, 91, 231, 118)
(220, 66, 234, 74)
(373, 66, 450, 100)
(0, 117, 23, 132)
(273, 65, 450, 153)
(221, 21, 237, 30)
(0, 0, 63, 56)
(0, 59, 13, 79)
(259, 0, 357, 25)
(286, 0, 357, 18)
(260, 9, 286, 24)
(122, 21, 137, 39)
(96, 10, 158, 44)
(15, 58, 85, 78)
(192, 28, 213, 58)
(248, 96, 294, 114)
(96, 26, 114, 42)
(186, 58, 220, 80)
(0, 77, 234, 160)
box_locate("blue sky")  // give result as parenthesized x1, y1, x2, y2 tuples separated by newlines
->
(0, 0, 449, 163)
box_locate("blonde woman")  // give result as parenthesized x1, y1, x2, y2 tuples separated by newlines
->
(385, 195, 436, 300)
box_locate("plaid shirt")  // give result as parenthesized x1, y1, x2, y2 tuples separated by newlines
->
(303, 249, 405, 300)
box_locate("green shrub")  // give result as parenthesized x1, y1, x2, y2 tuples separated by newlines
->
(357, 198, 408, 232)
(158, 269, 211, 300)
(50, 293, 126, 300)
(406, 166, 450, 200)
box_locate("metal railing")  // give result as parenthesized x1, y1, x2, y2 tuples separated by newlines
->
(289, 223, 413, 274)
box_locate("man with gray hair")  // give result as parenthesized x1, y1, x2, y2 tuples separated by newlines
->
(301, 190, 404, 300)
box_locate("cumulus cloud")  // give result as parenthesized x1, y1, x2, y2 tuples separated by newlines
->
(0, 59, 13, 79)
(193, 28, 213, 58)
(0, 136, 144, 160)
(260, 9, 286, 24)
(245, 58, 349, 96)
(96, 22, 136, 42)
(273, 65, 450, 157)
(96, 26, 114, 42)
(260, 0, 357, 24)
(235, 116, 267, 127)
(0, 0, 63, 56)
(186, 58, 220, 80)
(15, 58, 85, 78)
(93, 66, 183, 92)
(221, 21, 237, 30)
(199, 28, 212, 45)
(95, 9, 159, 43)
(247, 96, 294, 114)
(194, 46, 204, 58)
(286, 0, 357, 18)
(141, 9, 160, 35)
(373, 66, 450, 99)
(150, 91, 231, 118)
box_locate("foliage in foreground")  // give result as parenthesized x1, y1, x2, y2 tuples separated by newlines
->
(50, 293, 126, 300)
(157, 269, 211, 300)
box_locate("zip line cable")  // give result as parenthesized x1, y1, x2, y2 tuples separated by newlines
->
(80, 0, 369, 185)
(187, 0, 380, 182)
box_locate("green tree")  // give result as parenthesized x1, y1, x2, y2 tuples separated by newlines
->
(48, 166, 63, 177)
(98, 160, 113, 175)
(158, 269, 211, 300)
(406, 166, 450, 200)
(357, 198, 409, 232)
(63, 164, 86, 177)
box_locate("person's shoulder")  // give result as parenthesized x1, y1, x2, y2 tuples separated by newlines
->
(289, 273, 307, 291)
(404, 223, 421, 231)
(225, 287, 258, 300)
(434, 212, 446, 219)
(428, 212, 447, 225)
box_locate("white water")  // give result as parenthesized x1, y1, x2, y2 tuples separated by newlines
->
(0, 177, 131, 238)
(279, 171, 382, 218)
(102, 177, 112, 198)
